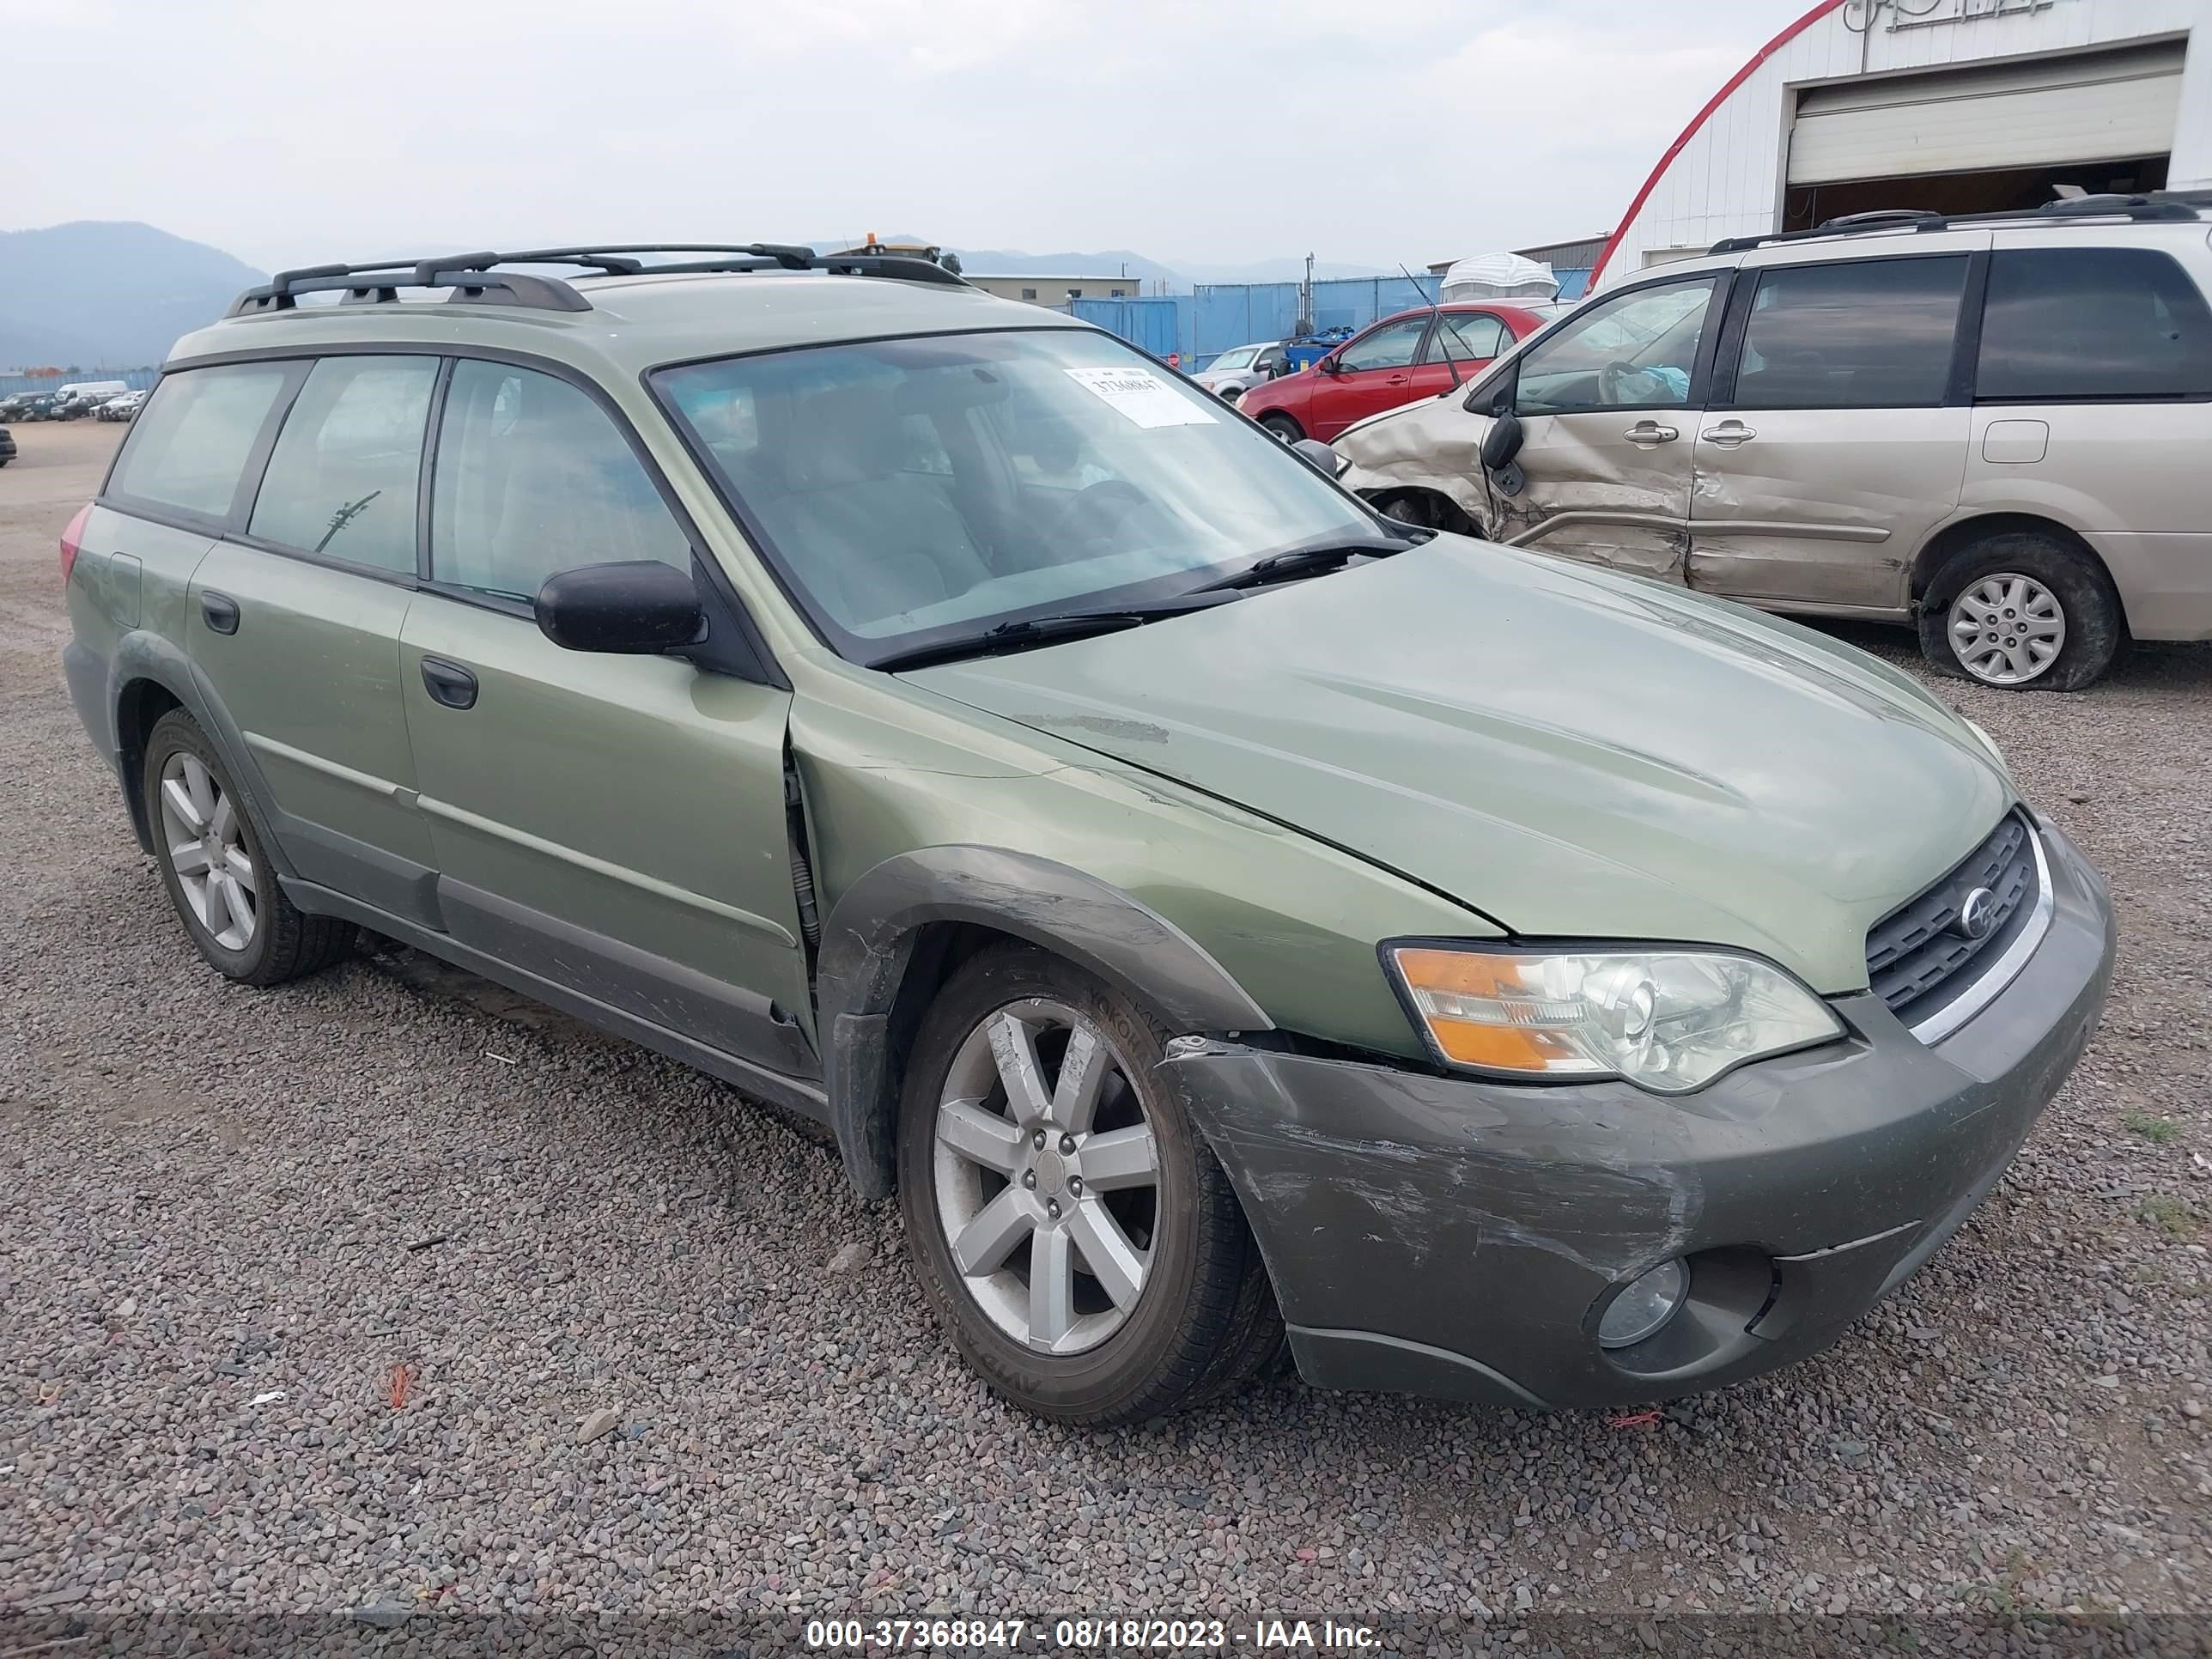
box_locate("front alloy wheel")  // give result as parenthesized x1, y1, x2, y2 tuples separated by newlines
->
(1946, 573, 2065, 687)
(932, 998, 1161, 1354)
(896, 945, 1282, 1424)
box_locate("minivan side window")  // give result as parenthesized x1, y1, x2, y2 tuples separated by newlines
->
(1729, 255, 1967, 409)
(106, 364, 290, 520)
(247, 356, 437, 574)
(1976, 247, 2212, 402)
(1513, 277, 1717, 416)
(428, 361, 691, 602)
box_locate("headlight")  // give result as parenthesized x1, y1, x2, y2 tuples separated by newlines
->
(1385, 944, 1844, 1094)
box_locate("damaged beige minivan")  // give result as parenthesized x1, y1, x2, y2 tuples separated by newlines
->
(1333, 199, 2212, 690)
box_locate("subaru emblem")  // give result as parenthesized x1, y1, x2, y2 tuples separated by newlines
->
(1956, 886, 1998, 940)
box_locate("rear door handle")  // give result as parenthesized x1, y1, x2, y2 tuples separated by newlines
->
(199, 592, 240, 635)
(1701, 421, 1757, 447)
(1623, 421, 1679, 447)
(419, 657, 478, 710)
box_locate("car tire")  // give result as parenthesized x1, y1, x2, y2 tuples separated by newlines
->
(143, 710, 354, 986)
(1259, 413, 1304, 443)
(1917, 531, 2126, 691)
(896, 942, 1279, 1425)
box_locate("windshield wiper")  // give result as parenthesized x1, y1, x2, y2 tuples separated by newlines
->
(870, 599, 1220, 672)
(1186, 536, 1417, 595)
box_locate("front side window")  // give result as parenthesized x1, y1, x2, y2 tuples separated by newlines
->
(248, 356, 436, 572)
(1514, 277, 1717, 415)
(655, 329, 1377, 662)
(107, 364, 289, 520)
(1977, 246, 2212, 401)
(1426, 313, 1505, 363)
(1731, 256, 1966, 410)
(429, 361, 690, 602)
(1336, 317, 1429, 373)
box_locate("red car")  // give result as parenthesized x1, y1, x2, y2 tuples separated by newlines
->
(1236, 301, 1558, 444)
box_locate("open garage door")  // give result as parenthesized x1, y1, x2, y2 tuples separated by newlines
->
(1784, 40, 2184, 227)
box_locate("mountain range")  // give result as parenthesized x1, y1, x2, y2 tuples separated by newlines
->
(0, 222, 265, 369)
(0, 222, 1396, 370)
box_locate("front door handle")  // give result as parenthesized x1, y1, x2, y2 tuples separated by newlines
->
(419, 657, 478, 710)
(200, 592, 240, 635)
(1701, 421, 1757, 447)
(1623, 421, 1679, 447)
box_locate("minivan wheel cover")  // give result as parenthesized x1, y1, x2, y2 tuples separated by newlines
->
(1948, 574, 2066, 686)
(932, 998, 1161, 1356)
(157, 752, 258, 951)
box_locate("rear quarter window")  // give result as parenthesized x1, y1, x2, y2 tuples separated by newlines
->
(107, 365, 291, 520)
(1977, 246, 2212, 401)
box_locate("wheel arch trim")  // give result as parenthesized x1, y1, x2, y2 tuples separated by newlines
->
(108, 634, 300, 883)
(817, 845, 1273, 1200)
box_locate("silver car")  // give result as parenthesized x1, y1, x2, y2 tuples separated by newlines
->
(1334, 197, 2212, 690)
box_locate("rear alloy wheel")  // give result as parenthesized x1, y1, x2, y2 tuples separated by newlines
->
(157, 748, 258, 952)
(1944, 573, 2066, 687)
(143, 709, 354, 986)
(1918, 531, 2124, 691)
(897, 945, 1280, 1424)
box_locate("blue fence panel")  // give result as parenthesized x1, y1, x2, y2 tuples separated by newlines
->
(0, 367, 160, 398)
(1065, 297, 1183, 360)
(1189, 276, 1441, 363)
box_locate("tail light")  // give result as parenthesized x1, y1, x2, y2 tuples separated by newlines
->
(59, 503, 91, 584)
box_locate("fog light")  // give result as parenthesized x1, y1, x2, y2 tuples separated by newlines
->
(1598, 1259, 1688, 1349)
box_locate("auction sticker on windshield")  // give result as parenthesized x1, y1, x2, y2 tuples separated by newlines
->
(1064, 366, 1216, 428)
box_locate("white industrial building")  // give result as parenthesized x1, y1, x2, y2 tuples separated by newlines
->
(1592, 0, 2212, 289)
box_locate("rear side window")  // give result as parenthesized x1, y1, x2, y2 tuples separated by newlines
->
(1976, 246, 2212, 401)
(429, 361, 690, 602)
(247, 356, 437, 573)
(1730, 256, 1967, 409)
(107, 364, 289, 520)
(1338, 317, 1429, 372)
(1427, 313, 1505, 363)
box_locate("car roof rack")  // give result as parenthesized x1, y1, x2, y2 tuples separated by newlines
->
(1708, 192, 2206, 255)
(226, 242, 968, 317)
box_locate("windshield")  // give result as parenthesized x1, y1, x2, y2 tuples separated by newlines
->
(1207, 347, 1259, 371)
(656, 328, 1377, 664)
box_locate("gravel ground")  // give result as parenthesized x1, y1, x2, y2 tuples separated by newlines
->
(2, 416, 2208, 1650)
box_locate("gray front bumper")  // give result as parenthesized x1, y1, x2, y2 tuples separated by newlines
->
(1163, 813, 2114, 1410)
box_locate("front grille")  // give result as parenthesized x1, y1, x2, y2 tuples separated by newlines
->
(1867, 811, 2040, 1027)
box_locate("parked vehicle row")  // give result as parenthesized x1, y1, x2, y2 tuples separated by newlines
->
(63, 242, 2110, 1426)
(1332, 197, 2212, 690)
(96, 388, 149, 422)
(0, 380, 141, 422)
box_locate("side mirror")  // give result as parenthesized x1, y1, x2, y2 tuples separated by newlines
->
(1291, 438, 1349, 479)
(1316, 356, 1341, 375)
(536, 560, 707, 654)
(1480, 410, 1525, 471)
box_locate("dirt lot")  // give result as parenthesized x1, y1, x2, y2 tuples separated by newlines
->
(2, 414, 2208, 1648)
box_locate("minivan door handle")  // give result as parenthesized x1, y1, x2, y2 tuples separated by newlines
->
(1623, 421, 1679, 447)
(1700, 421, 1757, 447)
(199, 592, 240, 635)
(419, 657, 479, 711)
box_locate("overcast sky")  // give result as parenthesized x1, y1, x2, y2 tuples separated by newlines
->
(15, 0, 1803, 274)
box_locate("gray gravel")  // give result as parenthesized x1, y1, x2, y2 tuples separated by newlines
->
(3, 418, 2208, 1643)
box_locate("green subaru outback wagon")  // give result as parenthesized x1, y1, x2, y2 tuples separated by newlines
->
(63, 245, 2114, 1425)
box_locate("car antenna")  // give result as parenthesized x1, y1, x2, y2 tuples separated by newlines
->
(1399, 263, 1467, 390)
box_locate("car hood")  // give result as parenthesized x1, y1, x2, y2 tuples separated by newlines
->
(902, 537, 2012, 994)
